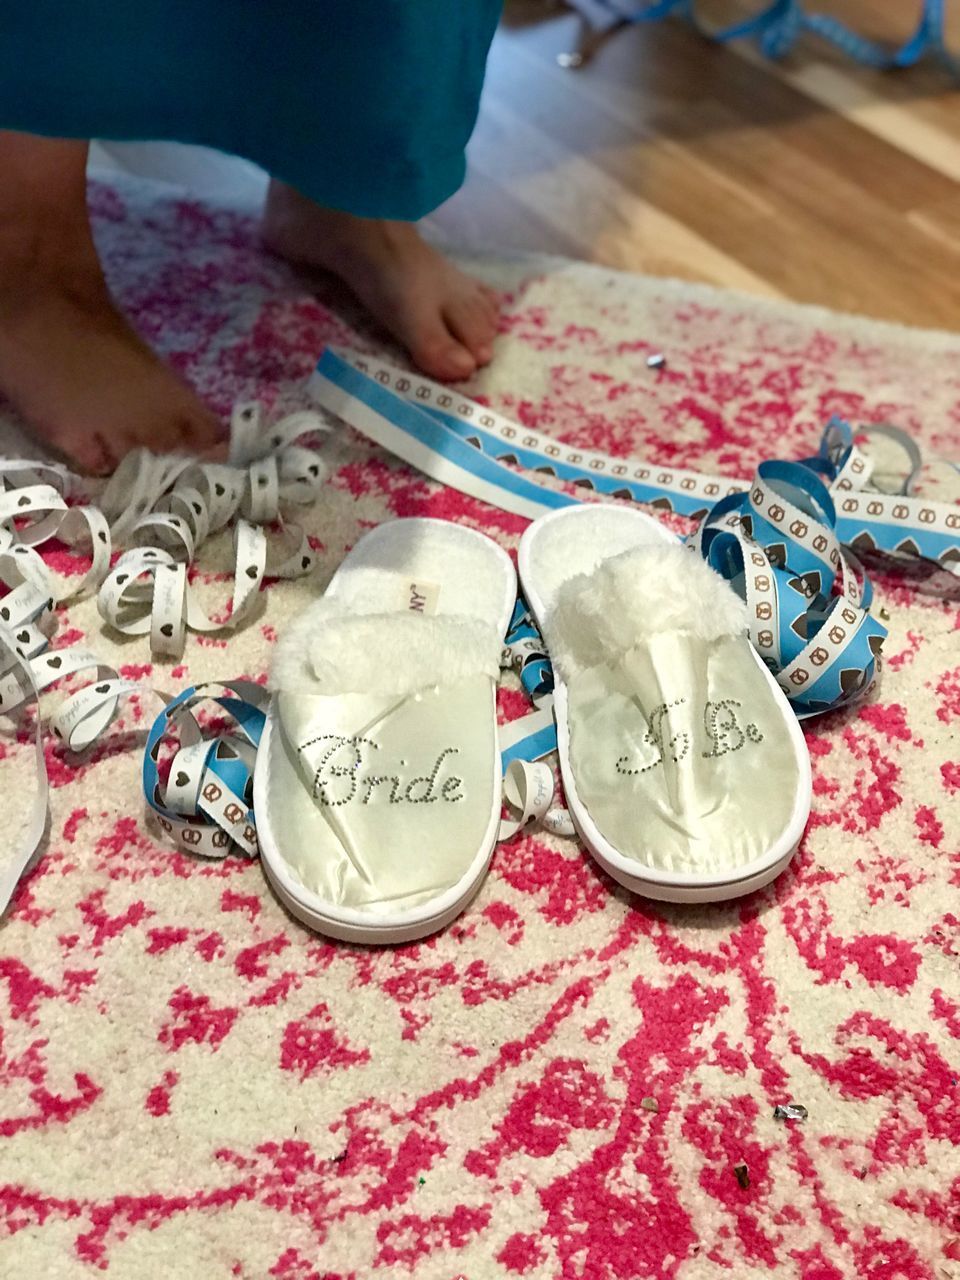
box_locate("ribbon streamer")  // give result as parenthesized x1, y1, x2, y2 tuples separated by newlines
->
(499, 704, 560, 770)
(502, 597, 555, 707)
(1, 404, 329, 660)
(498, 759, 576, 842)
(310, 346, 959, 723)
(564, 1, 957, 74)
(143, 682, 268, 860)
(0, 401, 331, 913)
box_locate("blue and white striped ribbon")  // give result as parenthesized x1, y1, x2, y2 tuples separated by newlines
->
(311, 348, 959, 577)
(582, 1, 956, 73)
(498, 598, 560, 771)
(313, 348, 736, 519)
(503, 597, 554, 706)
(142, 682, 267, 859)
(499, 706, 559, 770)
(310, 346, 959, 728)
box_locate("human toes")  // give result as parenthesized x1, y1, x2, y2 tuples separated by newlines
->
(44, 426, 117, 477)
(167, 403, 223, 456)
(401, 307, 477, 381)
(133, 389, 223, 458)
(94, 405, 223, 475)
(443, 291, 498, 367)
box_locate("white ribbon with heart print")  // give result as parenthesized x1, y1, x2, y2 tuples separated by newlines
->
(1, 402, 330, 656)
(498, 758, 577, 842)
(0, 401, 331, 914)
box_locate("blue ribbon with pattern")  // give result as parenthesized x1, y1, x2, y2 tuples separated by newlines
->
(692, 457, 887, 717)
(503, 597, 555, 705)
(142, 681, 267, 859)
(586, 1, 956, 73)
(310, 348, 959, 724)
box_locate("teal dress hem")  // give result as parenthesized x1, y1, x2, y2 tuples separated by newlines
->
(0, 1, 501, 221)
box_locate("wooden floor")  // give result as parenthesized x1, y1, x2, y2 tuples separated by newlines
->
(94, 2, 960, 331)
(428, 0, 960, 329)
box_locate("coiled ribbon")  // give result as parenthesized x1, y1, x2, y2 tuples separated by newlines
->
(0, 403, 329, 909)
(573, 1, 957, 73)
(310, 346, 959, 726)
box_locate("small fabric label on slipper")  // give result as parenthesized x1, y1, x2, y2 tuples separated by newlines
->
(397, 578, 441, 617)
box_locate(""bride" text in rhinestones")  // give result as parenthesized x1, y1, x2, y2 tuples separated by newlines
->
(298, 734, 464, 807)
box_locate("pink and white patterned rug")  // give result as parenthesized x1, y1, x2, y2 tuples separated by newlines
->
(1, 174, 959, 1280)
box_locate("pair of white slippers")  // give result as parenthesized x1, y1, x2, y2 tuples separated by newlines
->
(254, 506, 811, 944)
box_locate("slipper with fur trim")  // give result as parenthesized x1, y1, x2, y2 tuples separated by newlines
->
(518, 505, 811, 903)
(255, 518, 515, 943)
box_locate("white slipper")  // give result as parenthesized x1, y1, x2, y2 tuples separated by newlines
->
(254, 518, 516, 943)
(518, 505, 811, 903)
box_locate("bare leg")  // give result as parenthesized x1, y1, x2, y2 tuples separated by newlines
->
(262, 180, 500, 382)
(0, 131, 221, 474)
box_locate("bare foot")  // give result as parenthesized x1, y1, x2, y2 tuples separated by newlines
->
(263, 180, 500, 382)
(0, 132, 222, 475)
(0, 269, 223, 476)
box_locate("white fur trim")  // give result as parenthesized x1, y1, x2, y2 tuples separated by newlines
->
(270, 600, 502, 695)
(547, 544, 748, 678)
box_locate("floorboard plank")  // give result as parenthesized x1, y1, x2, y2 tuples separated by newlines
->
(90, 2, 960, 330)
(430, 5, 960, 327)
